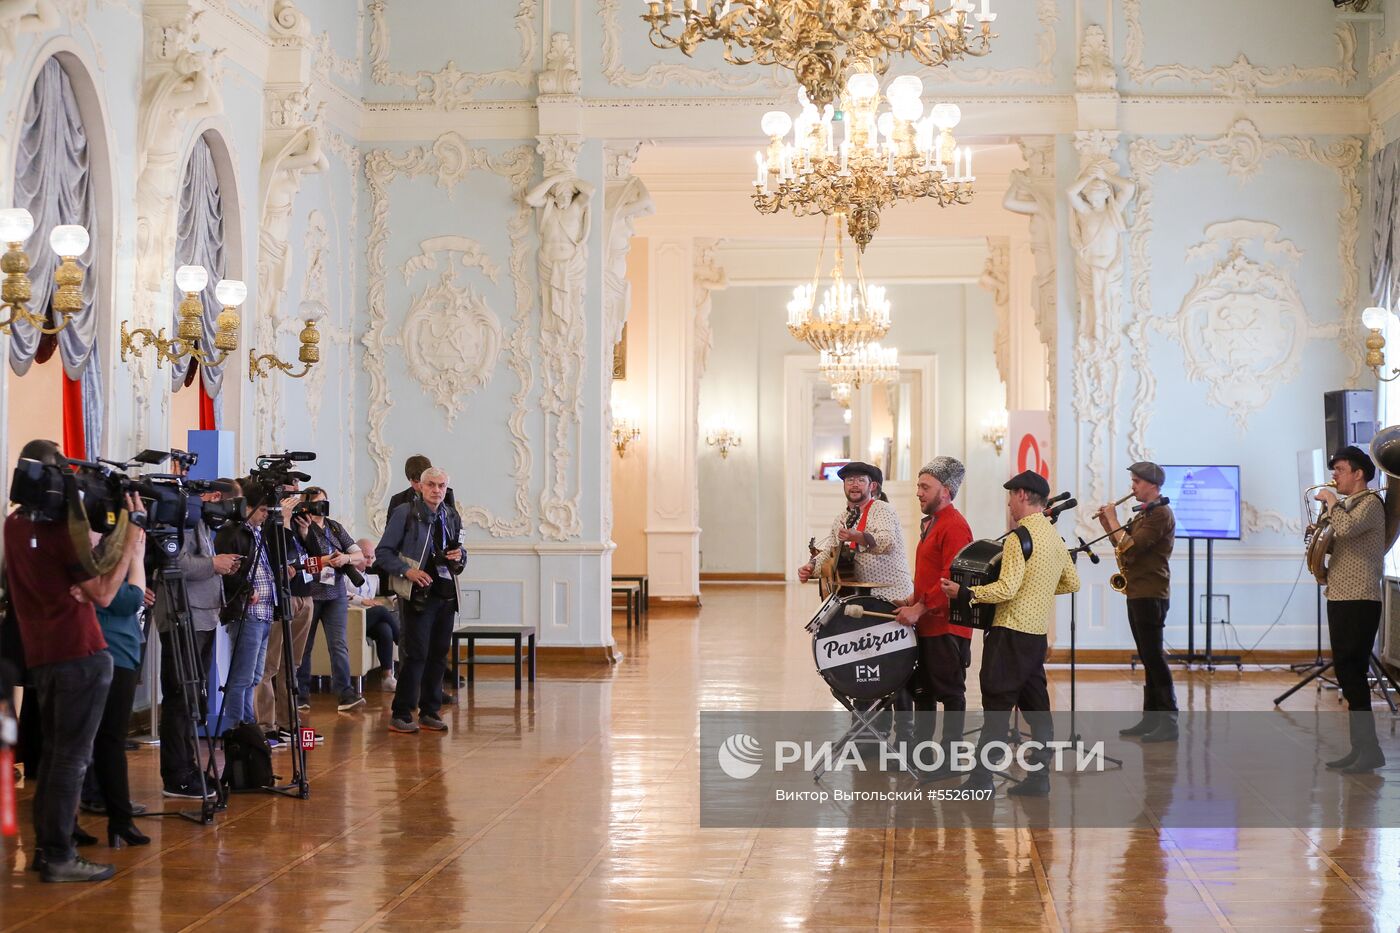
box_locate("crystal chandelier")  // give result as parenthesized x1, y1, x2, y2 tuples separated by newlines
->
(820, 341, 898, 388)
(831, 382, 852, 408)
(753, 72, 973, 251)
(787, 213, 890, 355)
(640, 0, 998, 109)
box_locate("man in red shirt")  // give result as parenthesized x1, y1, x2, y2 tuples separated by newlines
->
(895, 456, 973, 782)
(4, 440, 146, 883)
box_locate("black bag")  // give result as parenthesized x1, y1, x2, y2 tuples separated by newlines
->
(221, 722, 274, 790)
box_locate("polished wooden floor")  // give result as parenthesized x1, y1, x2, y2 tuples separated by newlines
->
(2, 583, 1398, 931)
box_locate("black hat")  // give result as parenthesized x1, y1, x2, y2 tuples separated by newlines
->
(837, 461, 883, 485)
(1128, 461, 1166, 487)
(1329, 445, 1376, 482)
(1003, 470, 1051, 499)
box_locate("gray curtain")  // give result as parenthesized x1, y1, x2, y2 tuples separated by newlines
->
(11, 56, 103, 456)
(1371, 140, 1400, 310)
(171, 133, 227, 416)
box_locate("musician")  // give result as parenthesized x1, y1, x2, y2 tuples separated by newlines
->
(1096, 462, 1178, 743)
(939, 470, 1080, 796)
(895, 457, 974, 781)
(1316, 446, 1387, 774)
(798, 462, 911, 602)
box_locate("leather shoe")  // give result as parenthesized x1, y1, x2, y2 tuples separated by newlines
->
(1007, 771, 1050, 797)
(1326, 748, 1360, 770)
(957, 769, 995, 794)
(1342, 747, 1386, 774)
(1141, 720, 1179, 744)
(1119, 715, 1156, 737)
(41, 855, 115, 883)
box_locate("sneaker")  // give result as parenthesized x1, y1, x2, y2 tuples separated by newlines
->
(419, 714, 448, 732)
(296, 700, 311, 712)
(162, 781, 216, 800)
(41, 855, 115, 883)
(382, 674, 397, 692)
(337, 694, 366, 712)
(388, 717, 419, 734)
(275, 728, 295, 743)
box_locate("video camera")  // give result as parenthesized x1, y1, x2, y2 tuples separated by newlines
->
(246, 451, 315, 504)
(293, 499, 330, 519)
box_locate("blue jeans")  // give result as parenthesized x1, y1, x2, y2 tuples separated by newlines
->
(222, 616, 271, 731)
(365, 605, 399, 672)
(296, 596, 353, 701)
(30, 652, 113, 862)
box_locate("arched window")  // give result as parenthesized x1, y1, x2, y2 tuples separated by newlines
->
(10, 55, 103, 458)
(172, 131, 227, 429)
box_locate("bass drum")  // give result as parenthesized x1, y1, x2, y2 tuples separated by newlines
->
(810, 594, 918, 701)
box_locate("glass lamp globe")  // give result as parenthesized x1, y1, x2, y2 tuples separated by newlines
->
(846, 72, 879, 101)
(931, 103, 962, 130)
(175, 264, 208, 294)
(893, 96, 923, 123)
(887, 75, 923, 103)
(1362, 306, 1392, 330)
(214, 279, 248, 308)
(0, 208, 35, 243)
(48, 225, 89, 257)
(760, 110, 792, 138)
(298, 299, 326, 322)
(876, 112, 895, 141)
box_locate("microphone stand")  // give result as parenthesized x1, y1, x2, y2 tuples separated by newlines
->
(1064, 529, 1125, 773)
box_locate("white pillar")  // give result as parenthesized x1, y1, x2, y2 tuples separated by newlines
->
(645, 237, 700, 600)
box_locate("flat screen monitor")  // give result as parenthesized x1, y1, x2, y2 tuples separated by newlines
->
(820, 461, 851, 481)
(1159, 465, 1242, 540)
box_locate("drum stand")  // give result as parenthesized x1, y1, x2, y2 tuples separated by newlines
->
(813, 691, 900, 784)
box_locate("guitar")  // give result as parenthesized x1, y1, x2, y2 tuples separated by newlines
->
(806, 535, 847, 600)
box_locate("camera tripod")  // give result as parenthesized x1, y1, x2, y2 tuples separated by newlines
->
(144, 524, 220, 824)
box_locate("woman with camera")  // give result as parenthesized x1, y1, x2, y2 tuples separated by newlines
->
(293, 489, 368, 712)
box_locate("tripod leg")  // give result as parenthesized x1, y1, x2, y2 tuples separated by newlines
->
(1274, 662, 1334, 707)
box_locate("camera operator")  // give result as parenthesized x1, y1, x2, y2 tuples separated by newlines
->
(3, 439, 146, 883)
(213, 486, 281, 730)
(253, 485, 316, 747)
(352, 537, 399, 692)
(293, 488, 367, 712)
(377, 467, 464, 734)
(153, 481, 241, 799)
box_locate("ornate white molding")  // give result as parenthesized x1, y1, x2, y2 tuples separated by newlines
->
(367, 0, 536, 107)
(295, 209, 334, 431)
(538, 31, 579, 96)
(1242, 502, 1304, 537)
(0, 1, 61, 94)
(1074, 22, 1114, 95)
(364, 132, 535, 537)
(1125, 120, 1363, 460)
(945, 0, 1058, 87)
(598, 0, 784, 91)
(132, 5, 225, 441)
(1124, 0, 1356, 97)
(388, 236, 504, 426)
(1002, 136, 1057, 422)
(694, 238, 727, 400)
(979, 236, 1011, 389)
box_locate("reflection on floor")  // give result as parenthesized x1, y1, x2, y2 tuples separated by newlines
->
(2, 583, 1398, 931)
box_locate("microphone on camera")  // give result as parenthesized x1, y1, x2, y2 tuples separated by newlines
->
(283, 451, 317, 462)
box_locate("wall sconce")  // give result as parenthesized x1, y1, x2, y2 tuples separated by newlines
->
(831, 382, 852, 409)
(981, 411, 1008, 455)
(1363, 306, 1400, 382)
(121, 265, 244, 368)
(706, 426, 742, 459)
(249, 302, 322, 381)
(0, 209, 89, 335)
(612, 415, 641, 457)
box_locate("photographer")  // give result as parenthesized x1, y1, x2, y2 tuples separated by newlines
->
(377, 467, 464, 734)
(154, 481, 241, 799)
(293, 488, 367, 712)
(3, 439, 146, 883)
(213, 486, 278, 730)
(352, 537, 398, 692)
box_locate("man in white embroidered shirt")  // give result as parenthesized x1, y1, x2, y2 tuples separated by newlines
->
(798, 461, 911, 602)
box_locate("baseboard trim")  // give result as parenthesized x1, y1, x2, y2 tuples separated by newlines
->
(455, 644, 618, 663)
(700, 573, 785, 582)
(648, 596, 701, 608)
(1047, 648, 1327, 665)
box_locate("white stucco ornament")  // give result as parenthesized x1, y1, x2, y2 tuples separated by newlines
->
(400, 268, 503, 426)
(1174, 221, 1312, 428)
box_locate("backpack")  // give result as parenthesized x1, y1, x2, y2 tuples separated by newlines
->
(221, 722, 274, 791)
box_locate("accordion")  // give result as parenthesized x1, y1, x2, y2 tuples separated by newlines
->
(948, 529, 1032, 631)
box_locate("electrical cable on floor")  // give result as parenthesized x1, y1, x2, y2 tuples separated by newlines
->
(1232, 555, 1308, 670)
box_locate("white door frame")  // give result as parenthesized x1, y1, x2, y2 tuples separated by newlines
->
(783, 354, 938, 580)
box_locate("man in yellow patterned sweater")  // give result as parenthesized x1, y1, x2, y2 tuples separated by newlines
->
(940, 470, 1080, 796)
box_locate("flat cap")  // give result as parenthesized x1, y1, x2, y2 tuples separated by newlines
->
(837, 461, 884, 485)
(1128, 461, 1165, 486)
(1003, 470, 1050, 498)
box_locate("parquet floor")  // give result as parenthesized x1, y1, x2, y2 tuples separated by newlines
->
(2, 583, 1398, 931)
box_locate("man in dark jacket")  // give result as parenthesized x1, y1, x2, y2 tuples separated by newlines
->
(377, 467, 464, 734)
(385, 454, 456, 526)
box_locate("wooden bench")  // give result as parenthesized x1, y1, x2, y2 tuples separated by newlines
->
(611, 574, 649, 617)
(451, 623, 537, 690)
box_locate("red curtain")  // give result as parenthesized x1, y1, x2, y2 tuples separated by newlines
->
(61, 372, 85, 460)
(198, 382, 216, 431)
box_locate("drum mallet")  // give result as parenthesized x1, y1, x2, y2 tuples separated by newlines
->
(843, 605, 900, 621)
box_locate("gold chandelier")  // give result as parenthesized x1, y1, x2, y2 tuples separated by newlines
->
(820, 341, 898, 388)
(787, 213, 890, 354)
(753, 71, 974, 251)
(640, 0, 998, 109)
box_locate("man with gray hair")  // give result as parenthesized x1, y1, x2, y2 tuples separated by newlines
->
(895, 456, 974, 782)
